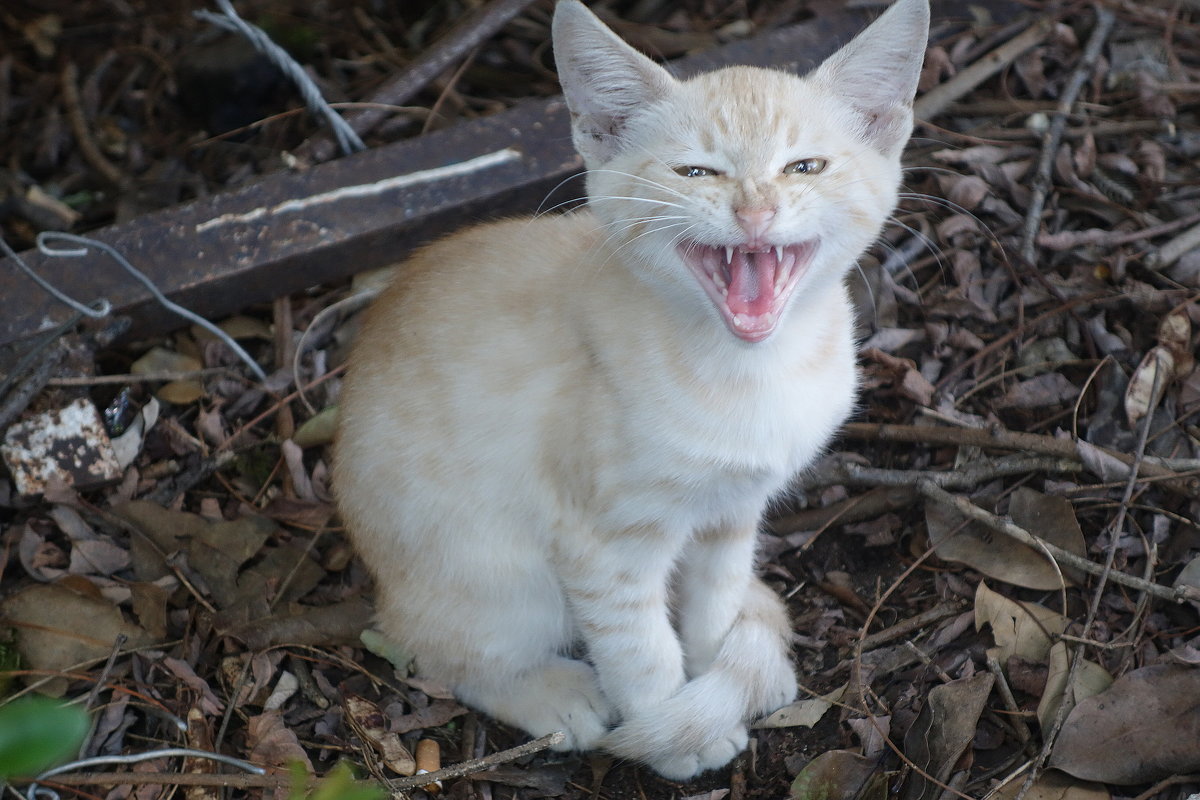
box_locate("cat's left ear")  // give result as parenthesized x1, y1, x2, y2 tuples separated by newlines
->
(552, 0, 676, 167)
(813, 0, 930, 156)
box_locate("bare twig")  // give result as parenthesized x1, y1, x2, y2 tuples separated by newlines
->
(61, 62, 127, 186)
(985, 654, 1033, 747)
(842, 422, 1200, 499)
(933, 292, 1121, 393)
(859, 602, 967, 651)
(415, 731, 565, 790)
(42, 732, 566, 795)
(77, 634, 128, 758)
(1037, 211, 1200, 251)
(0, 339, 70, 432)
(145, 452, 238, 508)
(48, 367, 233, 386)
(1014, 357, 1166, 800)
(1130, 774, 1200, 800)
(809, 454, 1081, 490)
(41, 772, 283, 790)
(1145, 221, 1200, 271)
(1018, 5, 1117, 265)
(915, 481, 1198, 605)
(914, 18, 1054, 122)
(770, 485, 917, 535)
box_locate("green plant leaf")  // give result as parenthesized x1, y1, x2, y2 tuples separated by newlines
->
(0, 697, 89, 778)
(288, 762, 386, 800)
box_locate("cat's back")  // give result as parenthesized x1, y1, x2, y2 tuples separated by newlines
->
(336, 212, 602, 519)
(357, 212, 598, 361)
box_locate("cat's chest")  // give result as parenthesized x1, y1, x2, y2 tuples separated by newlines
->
(636, 356, 851, 472)
(592, 326, 857, 528)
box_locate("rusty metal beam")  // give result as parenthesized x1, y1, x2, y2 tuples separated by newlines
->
(0, 0, 1022, 348)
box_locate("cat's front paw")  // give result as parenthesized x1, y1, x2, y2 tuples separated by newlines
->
(458, 657, 614, 752)
(751, 647, 799, 718)
(531, 660, 615, 751)
(696, 723, 748, 772)
(601, 671, 747, 779)
(645, 723, 749, 780)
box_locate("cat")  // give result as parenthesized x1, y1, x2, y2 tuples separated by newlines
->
(334, 0, 928, 780)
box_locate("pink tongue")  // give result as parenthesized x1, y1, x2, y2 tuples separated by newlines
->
(727, 251, 777, 315)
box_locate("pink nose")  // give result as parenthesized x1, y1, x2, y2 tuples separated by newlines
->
(735, 207, 776, 240)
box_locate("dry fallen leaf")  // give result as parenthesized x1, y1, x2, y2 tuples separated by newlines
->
(974, 581, 1069, 663)
(292, 406, 339, 448)
(755, 683, 845, 729)
(1124, 346, 1173, 426)
(161, 656, 226, 716)
(928, 488, 1085, 590)
(1036, 642, 1112, 733)
(995, 372, 1079, 410)
(388, 698, 469, 735)
(683, 791, 730, 800)
(790, 750, 886, 800)
(217, 597, 373, 650)
(1, 582, 155, 695)
(900, 672, 994, 800)
(1125, 306, 1193, 425)
(1050, 664, 1200, 784)
(246, 709, 314, 791)
(992, 769, 1109, 800)
(114, 500, 276, 603)
(183, 707, 221, 800)
(345, 694, 416, 776)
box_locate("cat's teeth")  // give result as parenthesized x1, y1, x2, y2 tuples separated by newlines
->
(774, 245, 784, 262)
(733, 312, 777, 329)
(724, 246, 734, 264)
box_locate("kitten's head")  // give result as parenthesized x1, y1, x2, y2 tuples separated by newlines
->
(552, 0, 929, 344)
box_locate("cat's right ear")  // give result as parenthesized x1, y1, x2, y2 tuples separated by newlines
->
(812, 0, 930, 157)
(552, 1, 675, 167)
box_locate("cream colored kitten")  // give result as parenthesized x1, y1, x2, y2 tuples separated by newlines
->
(335, 0, 928, 780)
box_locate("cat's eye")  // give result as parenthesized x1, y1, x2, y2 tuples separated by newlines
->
(674, 165, 719, 178)
(784, 158, 828, 175)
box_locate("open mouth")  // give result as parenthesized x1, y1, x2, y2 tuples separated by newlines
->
(677, 240, 819, 342)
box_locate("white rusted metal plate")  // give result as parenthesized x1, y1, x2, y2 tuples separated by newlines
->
(1, 397, 123, 495)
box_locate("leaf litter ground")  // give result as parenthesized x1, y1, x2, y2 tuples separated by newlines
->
(2, 1, 1200, 800)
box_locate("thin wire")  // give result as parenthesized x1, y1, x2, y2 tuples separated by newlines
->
(26, 748, 265, 800)
(194, 0, 366, 156)
(36, 232, 268, 382)
(0, 231, 110, 318)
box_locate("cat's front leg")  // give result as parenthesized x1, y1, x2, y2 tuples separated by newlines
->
(559, 528, 688, 719)
(677, 521, 797, 713)
(603, 523, 798, 780)
(676, 522, 760, 677)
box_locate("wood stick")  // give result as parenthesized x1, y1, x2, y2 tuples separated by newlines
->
(61, 62, 127, 187)
(1018, 6, 1116, 264)
(1036, 211, 1200, 252)
(41, 732, 566, 793)
(1145, 221, 1200, 271)
(914, 18, 1054, 122)
(841, 421, 1200, 499)
(48, 367, 233, 386)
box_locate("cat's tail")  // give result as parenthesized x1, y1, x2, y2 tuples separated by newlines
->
(601, 579, 797, 779)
